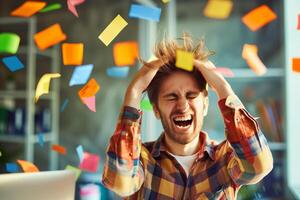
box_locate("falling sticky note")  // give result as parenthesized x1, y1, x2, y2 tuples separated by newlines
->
(82, 96, 96, 112)
(62, 43, 84, 65)
(34, 24, 67, 50)
(51, 144, 67, 155)
(242, 44, 267, 76)
(292, 58, 300, 73)
(17, 160, 39, 172)
(113, 41, 139, 66)
(67, 0, 79, 17)
(38, 133, 44, 146)
(78, 78, 100, 99)
(98, 15, 128, 46)
(69, 64, 93, 86)
(2, 56, 24, 72)
(39, 3, 62, 13)
(76, 145, 84, 162)
(162, 0, 170, 3)
(79, 152, 100, 172)
(35, 73, 61, 102)
(65, 165, 81, 180)
(129, 4, 161, 22)
(215, 67, 234, 77)
(106, 66, 129, 78)
(11, 1, 46, 17)
(298, 14, 300, 30)
(203, 0, 233, 19)
(60, 99, 69, 112)
(0, 33, 20, 54)
(175, 50, 194, 71)
(6, 163, 19, 173)
(141, 99, 153, 111)
(241, 5, 277, 32)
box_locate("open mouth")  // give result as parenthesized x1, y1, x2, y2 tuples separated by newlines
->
(173, 115, 193, 128)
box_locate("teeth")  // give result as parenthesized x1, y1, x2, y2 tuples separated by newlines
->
(174, 115, 192, 121)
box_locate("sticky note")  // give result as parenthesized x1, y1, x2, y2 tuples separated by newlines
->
(0, 151, 2, 157)
(79, 152, 100, 172)
(141, 99, 153, 110)
(162, 0, 170, 3)
(98, 15, 128, 46)
(203, 0, 233, 19)
(215, 67, 234, 77)
(34, 24, 67, 50)
(82, 96, 96, 112)
(298, 14, 300, 30)
(35, 73, 61, 102)
(65, 165, 81, 180)
(6, 163, 19, 173)
(17, 160, 39, 172)
(39, 3, 62, 13)
(80, 184, 99, 196)
(51, 144, 67, 155)
(70, 0, 85, 5)
(0, 33, 20, 54)
(11, 1, 46, 17)
(242, 44, 267, 76)
(2, 56, 24, 72)
(69, 64, 93, 86)
(67, 0, 79, 17)
(292, 58, 300, 73)
(241, 5, 277, 32)
(175, 50, 194, 71)
(60, 99, 69, 112)
(62, 43, 84, 65)
(78, 78, 100, 99)
(129, 4, 161, 22)
(113, 41, 139, 66)
(38, 133, 44, 146)
(106, 66, 129, 78)
(76, 145, 84, 162)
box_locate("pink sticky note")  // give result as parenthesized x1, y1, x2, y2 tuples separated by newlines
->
(215, 67, 235, 77)
(298, 14, 300, 30)
(67, 0, 78, 17)
(82, 96, 96, 112)
(79, 152, 100, 172)
(70, 0, 85, 6)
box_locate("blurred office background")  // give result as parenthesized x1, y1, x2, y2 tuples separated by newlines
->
(0, 0, 300, 199)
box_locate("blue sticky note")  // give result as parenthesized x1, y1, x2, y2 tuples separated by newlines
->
(69, 64, 93, 86)
(129, 4, 161, 22)
(2, 56, 24, 72)
(76, 145, 84, 162)
(38, 133, 44, 146)
(107, 66, 129, 78)
(6, 163, 19, 173)
(60, 99, 69, 112)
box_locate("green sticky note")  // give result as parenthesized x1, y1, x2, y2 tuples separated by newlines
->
(0, 33, 20, 54)
(175, 50, 194, 71)
(141, 99, 153, 110)
(65, 165, 81, 180)
(39, 3, 62, 13)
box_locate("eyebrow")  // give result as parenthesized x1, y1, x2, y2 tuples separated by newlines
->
(162, 90, 201, 98)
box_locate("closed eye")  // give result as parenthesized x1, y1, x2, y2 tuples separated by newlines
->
(186, 92, 199, 99)
(163, 93, 178, 101)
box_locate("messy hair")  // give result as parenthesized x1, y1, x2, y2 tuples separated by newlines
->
(145, 33, 214, 105)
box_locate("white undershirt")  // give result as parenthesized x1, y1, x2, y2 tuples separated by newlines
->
(168, 152, 199, 176)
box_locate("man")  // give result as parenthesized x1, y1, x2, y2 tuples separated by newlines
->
(102, 35, 273, 199)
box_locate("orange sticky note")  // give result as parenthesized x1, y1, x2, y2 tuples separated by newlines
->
(113, 41, 139, 66)
(17, 160, 39, 173)
(11, 1, 46, 17)
(242, 44, 267, 76)
(175, 50, 194, 71)
(78, 78, 100, 99)
(51, 144, 67, 155)
(62, 43, 84, 65)
(292, 58, 300, 73)
(34, 23, 67, 50)
(242, 5, 277, 32)
(203, 0, 233, 19)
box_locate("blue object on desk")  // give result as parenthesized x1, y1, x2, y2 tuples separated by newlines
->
(129, 4, 161, 22)
(2, 56, 24, 72)
(6, 163, 19, 173)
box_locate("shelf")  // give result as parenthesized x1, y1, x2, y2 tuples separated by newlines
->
(269, 142, 286, 151)
(0, 132, 53, 143)
(0, 90, 56, 99)
(228, 68, 284, 79)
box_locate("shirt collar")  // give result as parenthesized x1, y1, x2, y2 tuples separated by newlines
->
(151, 131, 215, 161)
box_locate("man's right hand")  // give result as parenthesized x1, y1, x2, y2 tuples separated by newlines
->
(123, 59, 165, 108)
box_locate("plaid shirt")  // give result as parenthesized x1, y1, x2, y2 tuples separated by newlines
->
(102, 96, 273, 200)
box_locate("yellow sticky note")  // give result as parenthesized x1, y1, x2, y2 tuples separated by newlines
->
(162, 0, 170, 3)
(17, 160, 39, 173)
(65, 165, 81, 180)
(11, 1, 46, 17)
(242, 44, 267, 76)
(175, 50, 194, 71)
(203, 0, 233, 19)
(35, 73, 61, 102)
(98, 15, 128, 46)
(113, 41, 139, 66)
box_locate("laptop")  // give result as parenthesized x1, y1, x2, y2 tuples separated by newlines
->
(0, 170, 76, 200)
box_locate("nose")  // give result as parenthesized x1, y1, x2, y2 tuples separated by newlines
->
(177, 97, 189, 113)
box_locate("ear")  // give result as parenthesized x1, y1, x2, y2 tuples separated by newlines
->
(152, 104, 161, 119)
(203, 96, 209, 117)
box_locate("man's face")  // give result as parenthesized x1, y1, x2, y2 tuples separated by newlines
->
(153, 71, 208, 145)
